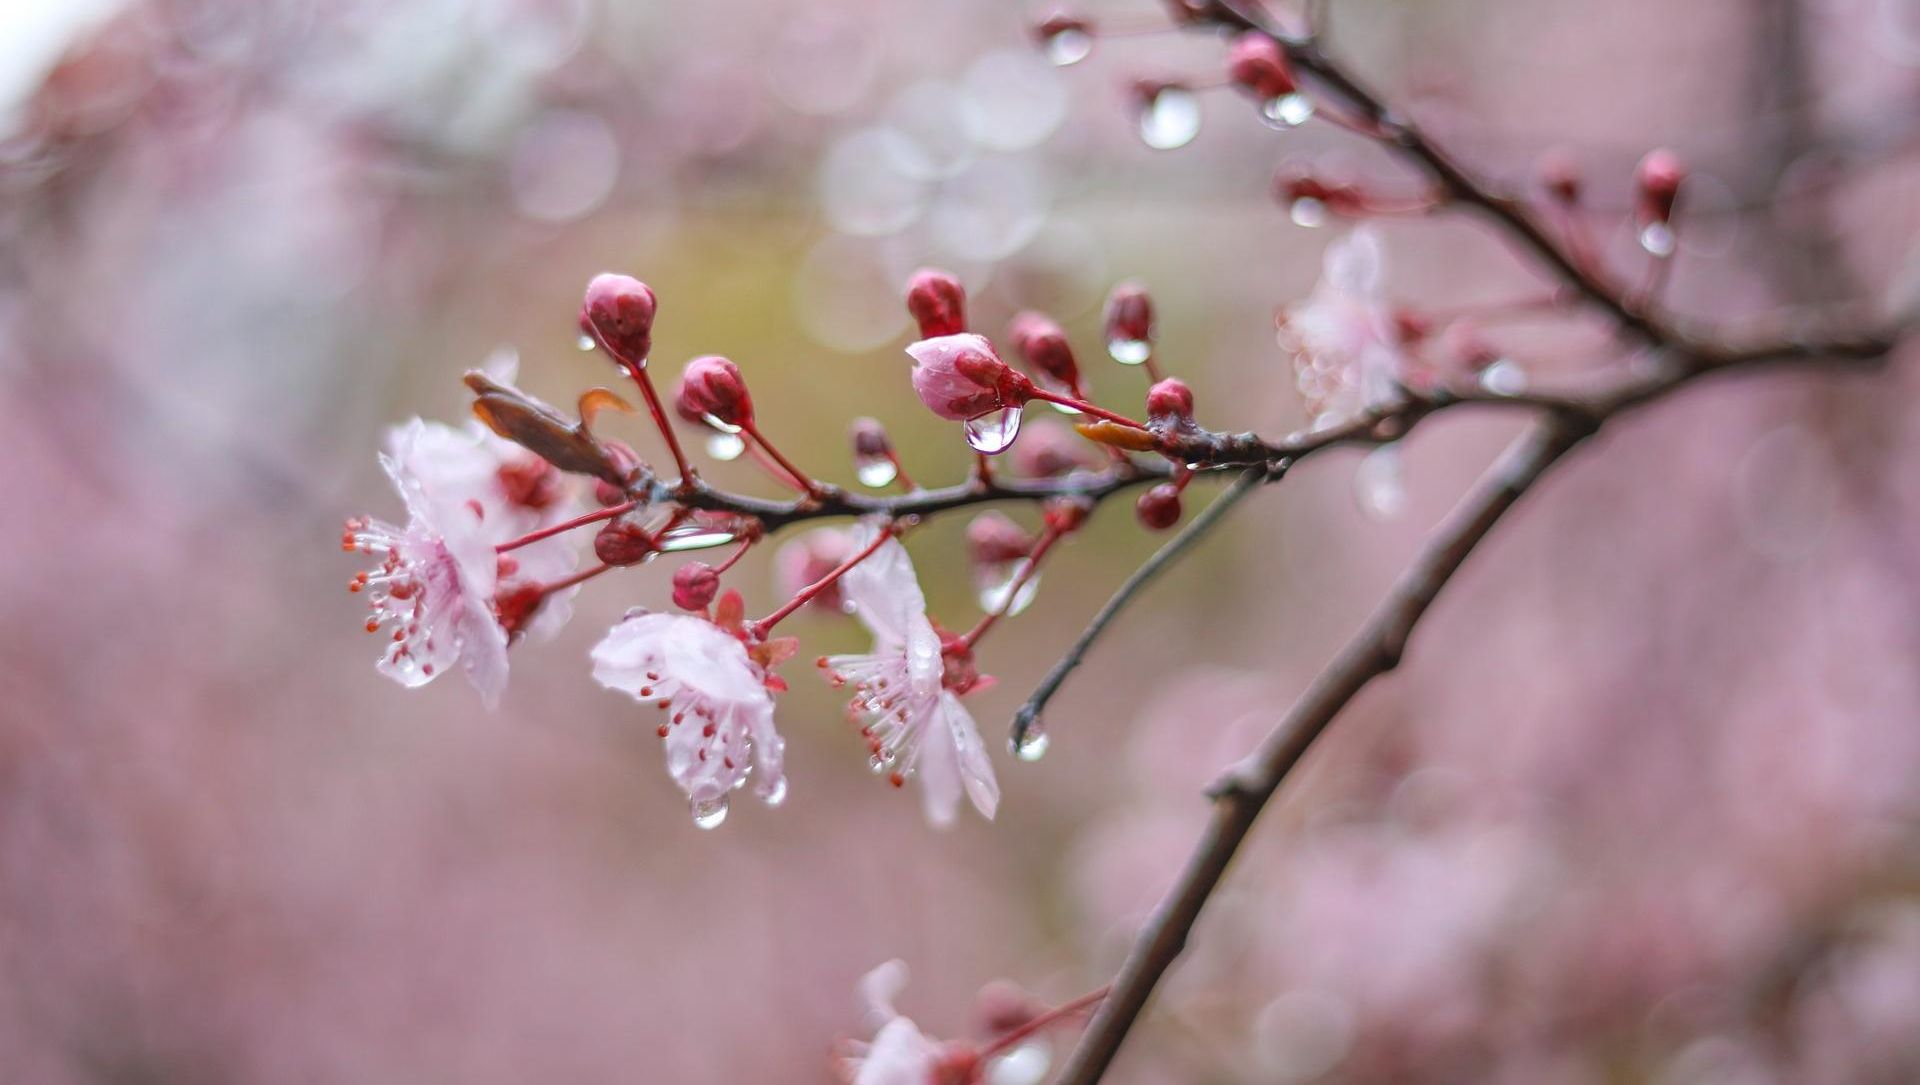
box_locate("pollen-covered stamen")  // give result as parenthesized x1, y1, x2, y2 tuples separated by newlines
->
(823, 653, 939, 780)
(344, 515, 456, 680)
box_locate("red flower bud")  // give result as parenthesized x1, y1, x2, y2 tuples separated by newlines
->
(1007, 311, 1080, 391)
(906, 268, 968, 338)
(671, 562, 722, 611)
(580, 273, 657, 364)
(675, 354, 753, 428)
(1634, 149, 1685, 225)
(1103, 282, 1155, 363)
(966, 511, 1036, 566)
(593, 520, 656, 566)
(1227, 32, 1296, 100)
(850, 417, 893, 459)
(1044, 496, 1094, 535)
(592, 438, 642, 507)
(906, 333, 1032, 421)
(1136, 483, 1183, 530)
(1145, 377, 1194, 421)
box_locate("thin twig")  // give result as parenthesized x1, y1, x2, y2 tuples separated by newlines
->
(1011, 466, 1271, 749)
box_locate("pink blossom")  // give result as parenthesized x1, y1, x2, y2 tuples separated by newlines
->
(822, 524, 998, 826)
(906, 333, 1023, 422)
(591, 611, 787, 821)
(840, 960, 966, 1085)
(1279, 227, 1409, 428)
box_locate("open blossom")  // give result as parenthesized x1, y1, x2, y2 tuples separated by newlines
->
(1280, 226, 1410, 427)
(822, 524, 999, 827)
(591, 607, 788, 823)
(840, 960, 976, 1085)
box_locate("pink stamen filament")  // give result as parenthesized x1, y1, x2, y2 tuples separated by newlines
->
(496, 499, 638, 553)
(752, 524, 895, 635)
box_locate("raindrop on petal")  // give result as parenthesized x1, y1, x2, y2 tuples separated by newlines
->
(856, 456, 899, 488)
(1289, 197, 1327, 228)
(762, 777, 789, 807)
(1013, 719, 1050, 762)
(1107, 338, 1152, 365)
(707, 432, 746, 461)
(964, 405, 1025, 454)
(1260, 93, 1314, 129)
(1478, 358, 1528, 396)
(1354, 445, 1407, 521)
(1042, 27, 1093, 67)
(691, 795, 730, 829)
(1639, 221, 1676, 257)
(1136, 85, 1201, 150)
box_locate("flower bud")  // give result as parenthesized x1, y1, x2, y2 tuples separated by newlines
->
(1136, 483, 1183, 530)
(849, 417, 899, 488)
(1044, 496, 1094, 535)
(905, 333, 1031, 421)
(580, 273, 657, 364)
(592, 438, 642, 507)
(966, 511, 1035, 566)
(1145, 377, 1194, 421)
(973, 980, 1047, 1038)
(675, 355, 753, 428)
(1536, 149, 1582, 204)
(1007, 311, 1081, 392)
(905, 268, 967, 338)
(1634, 149, 1684, 225)
(1103, 282, 1155, 364)
(776, 529, 854, 612)
(671, 562, 722, 611)
(1227, 32, 1296, 100)
(594, 520, 656, 566)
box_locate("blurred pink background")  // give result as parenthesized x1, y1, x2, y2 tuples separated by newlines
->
(4, 0, 1920, 1081)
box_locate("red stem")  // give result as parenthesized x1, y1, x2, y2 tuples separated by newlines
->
(1027, 390, 1148, 430)
(711, 537, 754, 575)
(585, 324, 697, 487)
(742, 435, 813, 493)
(742, 421, 826, 499)
(496, 500, 637, 553)
(978, 986, 1111, 1060)
(539, 562, 611, 596)
(959, 526, 1063, 649)
(751, 524, 894, 635)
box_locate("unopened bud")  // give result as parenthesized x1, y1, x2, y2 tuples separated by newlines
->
(1634, 149, 1685, 225)
(1008, 311, 1081, 391)
(906, 268, 968, 338)
(1145, 377, 1194, 421)
(966, 511, 1035, 566)
(593, 438, 642, 507)
(1136, 483, 1183, 530)
(580, 273, 657, 364)
(1103, 282, 1155, 365)
(675, 355, 753, 428)
(1044, 496, 1094, 535)
(849, 417, 899, 488)
(1227, 32, 1296, 100)
(594, 520, 656, 566)
(973, 980, 1047, 1038)
(905, 333, 1031, 421)
(671, 562, 721, 611)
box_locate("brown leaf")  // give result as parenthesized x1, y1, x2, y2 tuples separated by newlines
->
(464, 371, 628, 485)
(1074, 420, 1159, 451)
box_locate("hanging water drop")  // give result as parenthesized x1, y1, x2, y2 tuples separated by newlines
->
(964, 405, 1025, 454)
(1136, 84, 1201, 150)
(856, 456, 898, 488)
(691, 795, 730, 829)
(1042, 26, 1093, 67)
(576, 334, 597, 352)
(1260, 93, 1314, 129)
(1289, 196, 1327, 228)
(1013, 719, 1050, 762)
(1478, 358, 1528, 396)
(707, 432, 746, 460)
(1354, 445, 1407, 521)
(762, 777, 788, 808)
(976, 565, 1040, 615)
(1639, 221, 1676, 257)
(701, 413, 742, 435)
(1107, 338, 1152, 365)
(657, 528, 738, 553)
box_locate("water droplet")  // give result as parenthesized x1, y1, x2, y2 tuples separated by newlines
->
(856, 456, 898, 488)
(964, 405, 1024, 454)
(990, 1039, 1053, 1085)
(1042, 27, 1092, 67)
(691, 795, 730, 829)
(977, 565, 1040, 615)
(1136, 85, 1201, 150)
(1013, 720, 1050, 762)
(1289, 197, 1327, 228)
(1477, 358, 1528, 396)
(577, 334, 597, 351)
(658, 529, 737, 553)
(1354, 445, 1407, 521)
(701, 413, 742, 435)
(762, 777, 789, 807)
(1107, 338, 1152, 365)
(1639, 221, 1676, 257)
(1260, 93, 1314, 129)
(707, 432, 746, 461)
(1046, 399, 1083, 415)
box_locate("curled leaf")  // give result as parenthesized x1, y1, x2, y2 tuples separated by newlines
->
(578, 387, 636, 429)
(1074, 419, 1159, 451)
(465, 371, 629, 485)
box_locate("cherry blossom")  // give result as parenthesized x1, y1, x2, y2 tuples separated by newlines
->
(821, 523, 999, 827)
(591, 605, 788, 826)
(1279, 227, 1410, 428)
(840, 960, 974, 1085)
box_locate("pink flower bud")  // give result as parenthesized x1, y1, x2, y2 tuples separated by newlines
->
(1007, 311, 1081, 391)
(1227, 32, 1296, 100)
(1634, 149, 1685, 224)
(973, 980, 1046, 1038)
(1044, 496, 1094, 535)
(1136, 483, 1182, 530)
(1537, 148, 1582, 204)
(671, 562, 722, 611)
(580, 273, 657, 364)
(905, 333, 1031, 421)
(906, 268, 967, 338)
(850, 417, 893, 458)
(1104, 282, 1155, 348)
(593, 438, 641, 507)
(966, 511, 1035, 566)
(1145, 377, 1194, 421)
(675, 355, 753, 428)
(594, 520, 656, 567)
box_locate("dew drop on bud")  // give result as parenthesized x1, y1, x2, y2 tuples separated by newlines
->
(1107, 338, 1152, 365)
(707, 432, 746, 461)
(856, 456, 899, 488)
(762, 777, 788, 808)
(657, 527, 738, 553)
(977, 565, 1041, 615)
(1260, 93, 1314, 129)
(701, 413, 743, 435)
(1013, 720, 1050, 762)
(964, 405, 1025, 454)
(1289, 196, 1327, 228)
(576, 334, 597, 352)
(1478, 358, 1528, 396)
(1354, 445, 1407, 521)
(691, 795, 730, 829)
(1639, 222, 1676, 258)
(1043, 26, 1093, 66)
(1136, 85, 1201, 150)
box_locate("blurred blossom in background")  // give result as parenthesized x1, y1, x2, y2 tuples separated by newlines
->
(3, 0, 1920, 1082)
